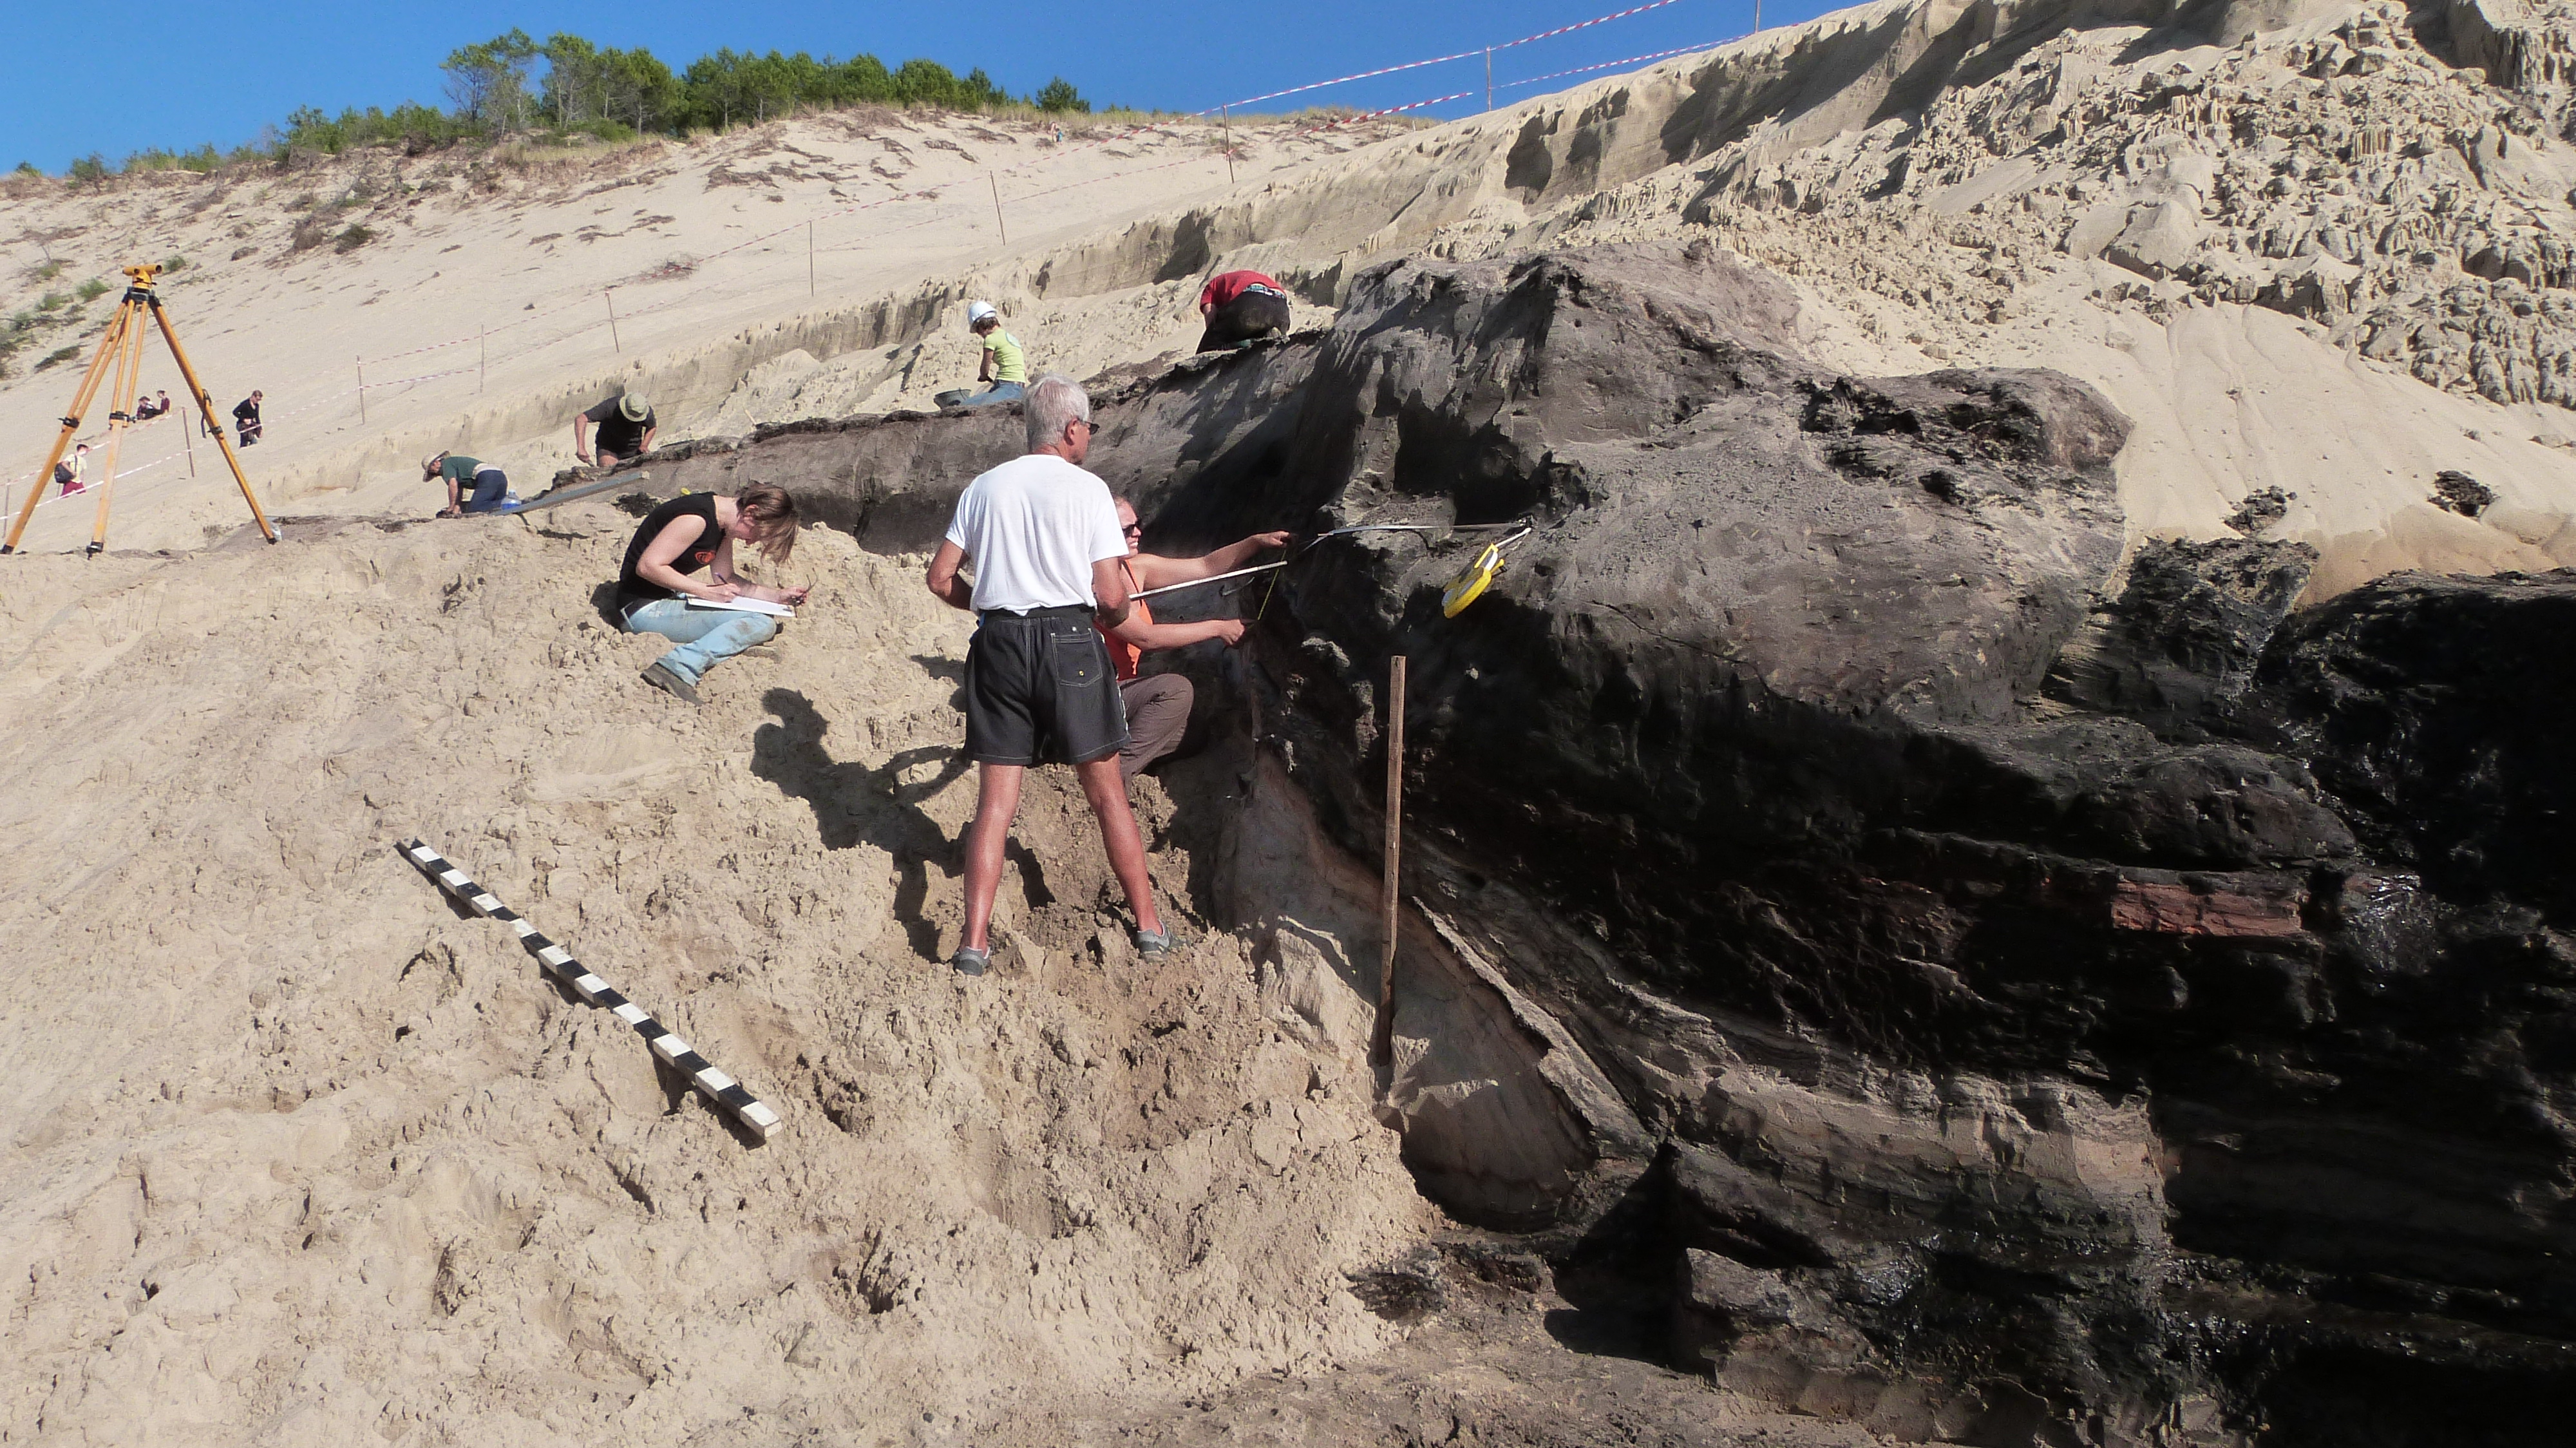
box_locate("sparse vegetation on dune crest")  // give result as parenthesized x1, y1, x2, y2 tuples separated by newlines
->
(43, 30, 1098, 185)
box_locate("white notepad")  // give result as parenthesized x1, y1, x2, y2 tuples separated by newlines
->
(685, 596, 795, 618)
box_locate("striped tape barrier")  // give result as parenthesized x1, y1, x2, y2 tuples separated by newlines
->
(1497, 39, 1730, 91)
(1202, 0, 1694, 113)
(399, 838, 782, 1141)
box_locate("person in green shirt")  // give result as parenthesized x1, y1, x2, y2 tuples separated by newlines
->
(956, 300, 1028, 409)
(422, 451, 514, 516)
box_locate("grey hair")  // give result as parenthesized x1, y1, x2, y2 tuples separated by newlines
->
(1023, 372, 1091, 454)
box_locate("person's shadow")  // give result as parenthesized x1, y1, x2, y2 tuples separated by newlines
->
(749, 688, 1052, 960)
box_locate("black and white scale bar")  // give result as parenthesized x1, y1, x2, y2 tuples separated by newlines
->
(397, 839, 782, 1140)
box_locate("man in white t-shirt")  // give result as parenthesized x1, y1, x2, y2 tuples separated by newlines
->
(927, 373, 1170, 977)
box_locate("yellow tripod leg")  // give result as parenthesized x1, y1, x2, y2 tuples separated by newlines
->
(1, 299, 131, 554)
(146, 292, 274, 544)
(87, 292, 149, 555)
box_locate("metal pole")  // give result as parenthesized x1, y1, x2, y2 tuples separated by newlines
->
(605, 291, 621, 352)
(356, 355, 366, 424)
(1754, 0, 1762, 31)
(1220, 105, 1236, 186)
(1371, 654, 1407, 1065)
(987, 174, 1008, 245)
(1486, 48, 1493, 111)
(181, 392, 195, 477)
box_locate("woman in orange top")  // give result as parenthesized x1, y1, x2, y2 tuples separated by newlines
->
(1096, 496, 1290, 779)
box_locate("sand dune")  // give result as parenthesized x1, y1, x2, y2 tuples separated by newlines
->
(8, 0, 2576, 1440)
(0, 110, 1378, 554)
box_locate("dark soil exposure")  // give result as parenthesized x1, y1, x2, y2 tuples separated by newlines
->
(663, 238, 2576, 1445)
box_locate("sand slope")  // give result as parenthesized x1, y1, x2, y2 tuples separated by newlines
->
(0, 505, 1439, 1442)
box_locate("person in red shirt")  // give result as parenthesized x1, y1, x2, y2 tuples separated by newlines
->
(1097, 497, 1290, 779)
(1195, 269, 1293, 353)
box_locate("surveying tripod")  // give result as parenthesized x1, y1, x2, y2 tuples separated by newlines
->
(3, 263, 276, 555)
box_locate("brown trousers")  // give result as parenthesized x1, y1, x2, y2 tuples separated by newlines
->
(1119, 674, 1193, 781)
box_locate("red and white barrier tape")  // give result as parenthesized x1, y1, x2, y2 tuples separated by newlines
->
(1296, 90, 1483, 136)
(1204, 0, 1694, 113)
(1497, 38, 1728, 91)
(1497, 0, 1698, 54)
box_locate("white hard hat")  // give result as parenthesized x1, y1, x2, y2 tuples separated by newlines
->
(967, 300, 996, 326)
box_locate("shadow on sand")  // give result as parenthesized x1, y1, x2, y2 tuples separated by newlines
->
(750, 687, 1054, 959)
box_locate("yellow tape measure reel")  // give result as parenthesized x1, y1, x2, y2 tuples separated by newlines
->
(1443, 544, 1505, 617)
(1439, 526, 1531, 618)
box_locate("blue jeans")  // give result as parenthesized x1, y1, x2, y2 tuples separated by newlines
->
(621, 598, 778, 685)
(462, 468, 509, 513)
(955, 381, 1025, 408)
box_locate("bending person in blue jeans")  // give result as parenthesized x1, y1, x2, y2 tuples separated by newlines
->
(614, 483, 805, 705)
(425, 451, 513, 516)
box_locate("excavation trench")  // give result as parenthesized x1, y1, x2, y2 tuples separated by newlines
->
(578, 240, 2576, 1447)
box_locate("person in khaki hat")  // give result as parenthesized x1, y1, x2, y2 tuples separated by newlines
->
(573, 388, 658, 468)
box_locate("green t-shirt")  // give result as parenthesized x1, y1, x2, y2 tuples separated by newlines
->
(981, 330, 1027, 384)
(437, 455, 485, 484)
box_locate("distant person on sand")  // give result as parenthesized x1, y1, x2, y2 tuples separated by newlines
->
(616, 482, 804, 705)
(956, 301, 1027, 408)
(925, 373, 1170, 976)
(423, 451, 513, 517)
(575, 390, 658, 468)
(232, 390, 263, 446)
(53, 443, 89, 495)
(133, 390, 166, 421)
(1097, 497, 1286, 781)
(1196, 270, 1291, 352)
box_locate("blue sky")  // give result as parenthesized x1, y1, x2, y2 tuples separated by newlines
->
(0, 0, 1838, 173)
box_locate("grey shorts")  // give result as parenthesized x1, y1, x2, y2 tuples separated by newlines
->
(964, 607, 1129, 766)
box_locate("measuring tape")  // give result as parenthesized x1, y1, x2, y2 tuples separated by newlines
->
(1117, 519, 1539, 622)
(1441, 526, 1533, 616)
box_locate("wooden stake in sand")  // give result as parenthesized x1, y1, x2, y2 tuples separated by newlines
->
(1220, 106, 1236, 186)
(988, 174, 1009, 245)
(355, 354, 366, 424)
(1372, 655, 1407, 1064)
(477, 326, 486, 394)
(399, 839, 782, 1141)
(604, 290, 621, 353)
(808, 221, 816, 296)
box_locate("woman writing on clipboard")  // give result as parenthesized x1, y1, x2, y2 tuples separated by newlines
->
(616, 484, 806, 705)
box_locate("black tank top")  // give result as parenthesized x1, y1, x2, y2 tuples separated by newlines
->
(617, 493, 724, 607)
